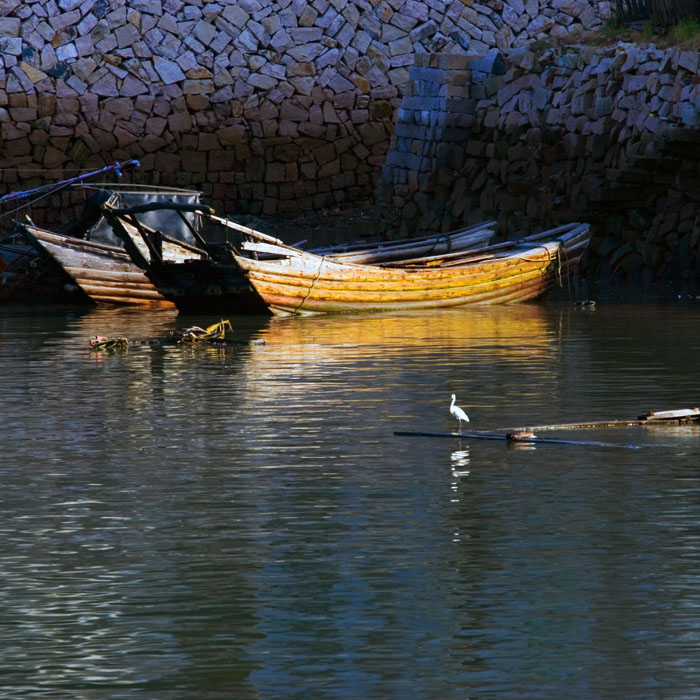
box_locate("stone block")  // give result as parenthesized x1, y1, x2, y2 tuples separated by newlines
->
(37, 94, 57, 116)
(181, 78, 214, 99)
(168, 111, 193, 132)
(120, 75, 147, 96)
(8, 107, 36, 122)
(152, 150, 179, 174)
(402, 0, 429, 22)
(193, 20, 217, 46)
(288, 42, 324, 62)
(322, 101, 341, 123)
(248, 73, 278, 90)
(318, 158, 341, 178)
(288, 62, 315, 78)
(114, 124, 139, 147)
(153, 56, 186, 84)
(197, 132, 219, 151)
(280, 100, 309, 121)
(3, 136, 32, 157)
(0, 17, 20, 37)
(102, 96, 133, 119)
(179, 150, 206, 173)
(678, 51, 700, 74)
(144, 116, 166, 136)
(115, 23, 140, 49)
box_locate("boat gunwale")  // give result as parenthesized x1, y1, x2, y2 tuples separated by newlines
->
(236, 223, 589, 277)
(235, 232, 588, 287)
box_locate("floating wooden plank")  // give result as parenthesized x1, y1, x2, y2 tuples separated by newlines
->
(497, 419, 642, 431)
(499, 408, 700, 433)
(639, 407, 700, 421)
(393, 430, 643, 449)
(395, 406, 700, 449)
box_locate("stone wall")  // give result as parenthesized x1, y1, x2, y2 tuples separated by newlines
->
(0, 0, 609, 232)
(379, 43, 700, 286)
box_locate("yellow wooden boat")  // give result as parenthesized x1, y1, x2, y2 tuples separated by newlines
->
(233, 222, 591, 316)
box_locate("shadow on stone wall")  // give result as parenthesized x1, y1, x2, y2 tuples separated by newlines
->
(378, 45, 700, 289)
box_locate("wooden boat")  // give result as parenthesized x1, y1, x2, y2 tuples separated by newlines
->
(102, 200, 497, 314)
(18, 186, 208, 306)
(100, 202, 265, 313)
(0, 161, 141, 301)
(0, 159, 208, 306)
(22, 218, 206, 306)
(231, 222, 592, 316)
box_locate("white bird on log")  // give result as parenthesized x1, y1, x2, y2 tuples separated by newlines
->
(450, 394, 470, 432)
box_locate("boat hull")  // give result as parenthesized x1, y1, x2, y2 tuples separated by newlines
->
(3, 183, 205, 305)
(23, 224, 201, 307)
(151, 259, 270, 315)
(149, 226, 496, 315)
(104, 207, 497, 315)
(0, 239, 89, 302)
(234, 223, 591, 316)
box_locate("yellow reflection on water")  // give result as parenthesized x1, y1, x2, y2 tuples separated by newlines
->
(255, 304, 556, 364)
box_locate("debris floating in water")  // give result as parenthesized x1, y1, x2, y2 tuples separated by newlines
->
(506, 430, 537, 441)
(168, 319, 232, 344)
(88, 319, 263, 351)
(89, 335, 128, 350)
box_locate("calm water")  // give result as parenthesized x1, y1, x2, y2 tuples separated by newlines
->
(2, 291, 700, 699)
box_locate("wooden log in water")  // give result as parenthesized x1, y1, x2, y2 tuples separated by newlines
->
(394, 408, 700, 449)
(498, 408, 700, 433)
(393, 430, 643, 449)
(640, 408, 700, 421)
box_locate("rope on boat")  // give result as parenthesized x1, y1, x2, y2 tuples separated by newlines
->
(296, 255, 327, 313)
(553, 245, 564, 287)
(0, 161, 140, 205)
(519, 240, 566, 287)
(424, 233, 452, 257)
(0, 161, 141, 220)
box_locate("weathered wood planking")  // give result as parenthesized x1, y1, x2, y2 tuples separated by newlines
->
(499, 408, 700, 433)
(24, 222, 206, 307)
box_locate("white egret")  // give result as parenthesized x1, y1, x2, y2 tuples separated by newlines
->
(450, 394, 470, 432)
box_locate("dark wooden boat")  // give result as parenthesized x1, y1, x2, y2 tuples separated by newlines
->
(0, 161, 211, 305)
(232, 222, 592, 316)
(0, 161, 145, 302)
(16, 185, 208, 306)
(102, 201, 497, 314)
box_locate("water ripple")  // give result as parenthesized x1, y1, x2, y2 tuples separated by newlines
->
(2, 302, 700, 698)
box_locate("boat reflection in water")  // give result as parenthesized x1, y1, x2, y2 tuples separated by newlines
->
(233, 304, 568, 445)
(248, 303, 557, 370)
(65, 303, 568, 439)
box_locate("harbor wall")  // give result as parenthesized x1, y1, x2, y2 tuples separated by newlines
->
(0, 0, 609, 230)
(379, 44, 700, 284)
